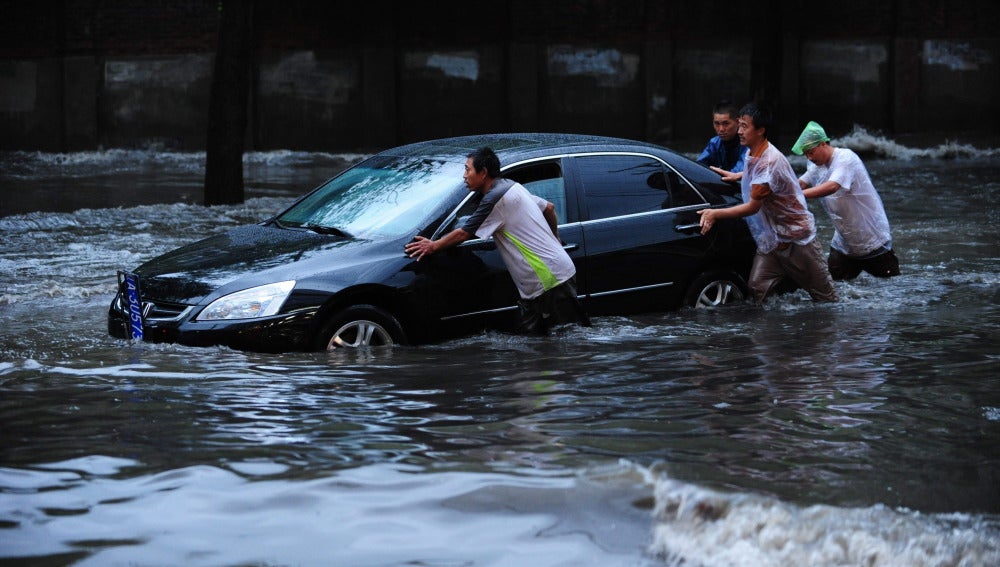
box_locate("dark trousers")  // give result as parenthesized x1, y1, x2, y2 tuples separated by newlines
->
(516, 277, 590, 336)
(828, 246, 900, 280)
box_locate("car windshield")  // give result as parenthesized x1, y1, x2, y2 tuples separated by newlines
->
(276, 155, 466, 238)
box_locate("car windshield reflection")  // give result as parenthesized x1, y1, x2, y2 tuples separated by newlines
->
(277, 156, 465, 238)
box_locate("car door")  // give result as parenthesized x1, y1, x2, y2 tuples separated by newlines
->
(566, 152, 710, 314)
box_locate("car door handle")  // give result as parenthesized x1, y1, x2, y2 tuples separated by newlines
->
(563, 243, 579, 252)
(675, 223, 702, 233)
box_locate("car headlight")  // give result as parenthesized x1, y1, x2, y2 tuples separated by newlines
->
(196, 281, 296, 321)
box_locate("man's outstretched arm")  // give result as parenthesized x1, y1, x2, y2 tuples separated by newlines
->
(404, 228, 473, 261)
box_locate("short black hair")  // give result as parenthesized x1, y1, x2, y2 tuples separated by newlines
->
(739, 103, 773, 138)
(467, 147, 501, 178)
(712, 100, 739, 119)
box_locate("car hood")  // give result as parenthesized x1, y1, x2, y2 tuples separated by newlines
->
(135, 224, 391, 304)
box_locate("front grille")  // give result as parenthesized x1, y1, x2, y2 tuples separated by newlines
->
(144, 300, 193, 322)
(114, 290, 193, 322)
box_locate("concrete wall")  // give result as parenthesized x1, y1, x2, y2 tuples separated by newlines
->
(1, 0, 998, 153)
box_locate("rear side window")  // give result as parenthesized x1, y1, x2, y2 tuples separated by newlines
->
(574, 155, 705, 220)
(505, 161, 567, 224)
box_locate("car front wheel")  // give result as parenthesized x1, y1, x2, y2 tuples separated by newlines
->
(684, 271, 746, 308)
(314, 304, 406, 350)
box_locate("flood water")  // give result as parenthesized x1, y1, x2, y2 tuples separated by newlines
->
(1, 131, 999, 566)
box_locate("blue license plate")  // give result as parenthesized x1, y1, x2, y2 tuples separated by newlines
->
(118, 271, 144, 341)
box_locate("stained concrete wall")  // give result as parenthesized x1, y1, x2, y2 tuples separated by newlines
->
(1, 0, 998, 153)
(102, 54, 213, 149)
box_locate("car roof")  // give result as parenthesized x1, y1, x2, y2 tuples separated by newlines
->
(376, 133, 683, 165)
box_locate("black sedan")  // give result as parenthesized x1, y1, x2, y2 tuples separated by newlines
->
(108, 133, 755, 351)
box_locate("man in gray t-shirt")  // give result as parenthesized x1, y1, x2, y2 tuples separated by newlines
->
(405, 147, 589, 335)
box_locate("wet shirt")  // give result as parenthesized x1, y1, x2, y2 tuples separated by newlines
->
(800, 148, 893, 256)
(742, 142, 816, 254)
(697, 136, 747, 173)
(461, 179, 576, 300)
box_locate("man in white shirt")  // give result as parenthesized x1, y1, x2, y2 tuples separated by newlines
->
(792, 121, 900, 280)
(405, 147, 589, 335)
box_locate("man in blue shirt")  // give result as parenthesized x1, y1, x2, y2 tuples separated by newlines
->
(696, 100, 748, 177)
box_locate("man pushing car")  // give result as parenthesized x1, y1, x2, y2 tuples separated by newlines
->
(405, 146, 590, 335)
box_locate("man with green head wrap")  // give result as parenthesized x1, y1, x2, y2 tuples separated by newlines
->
(793, 121, 900, 280)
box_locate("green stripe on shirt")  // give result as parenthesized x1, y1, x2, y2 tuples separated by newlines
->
(501, 230, 559, 291)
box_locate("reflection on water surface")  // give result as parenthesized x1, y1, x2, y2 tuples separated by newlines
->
(1, 139, 998, 565)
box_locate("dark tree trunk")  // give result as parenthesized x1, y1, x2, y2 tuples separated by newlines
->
(204, 0, 254, 206)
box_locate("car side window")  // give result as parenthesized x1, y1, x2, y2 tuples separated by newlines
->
(664, 167, 708, 208)
(441, 160, 567, 237)
(505, 161, 567, 225)
(575, 155, 704, 220)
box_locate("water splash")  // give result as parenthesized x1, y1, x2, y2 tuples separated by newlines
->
(833, 126, 1000, 160)
(646, 471, 1000, 567)
(1, 149, 368, 178)
(0, 198, 293, 306)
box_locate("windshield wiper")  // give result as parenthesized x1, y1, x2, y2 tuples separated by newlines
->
(303, 223, 352, 238)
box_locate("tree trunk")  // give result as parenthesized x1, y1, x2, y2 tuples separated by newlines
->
(204, 0, 254, 206)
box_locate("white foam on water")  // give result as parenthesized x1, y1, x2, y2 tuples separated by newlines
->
(1, 148, 368, 178)
(646, 472, 1000, 567)
(244, 148, 368, 167)
(832, 126, 1000, 160)
(681, 126, 999, 163)
(0, 197, 296, 306)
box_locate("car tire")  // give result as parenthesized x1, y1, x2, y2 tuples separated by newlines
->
(684, 271, 746, 308)
(314, 304, 407, 350)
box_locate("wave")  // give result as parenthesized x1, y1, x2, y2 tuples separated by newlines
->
(832, 126, 1000, 160)
(0, 149, 368, 178)
(4, 130, 997, 181)
(0, 197, 291, 233)
(644, 468, 1000, 567)
(0, 197, 294, 306)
